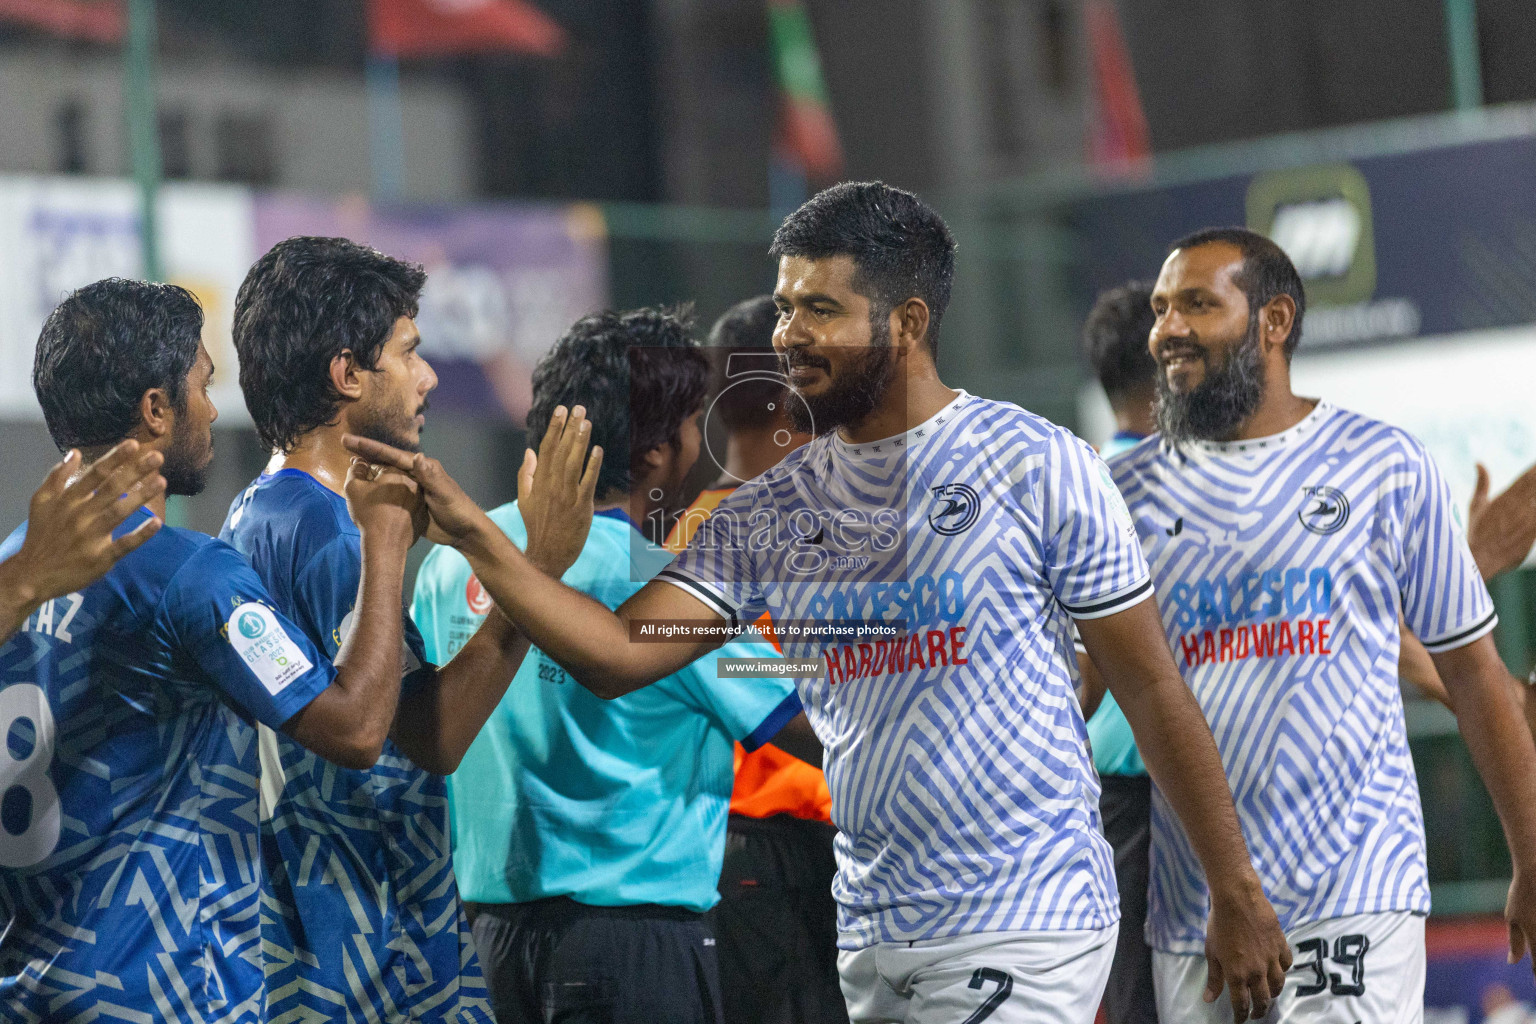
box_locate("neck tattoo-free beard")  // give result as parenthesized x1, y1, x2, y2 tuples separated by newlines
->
(783, 344, 894, 437)
(1154, 312, 1266, 444)
(353, 394, 426, 454)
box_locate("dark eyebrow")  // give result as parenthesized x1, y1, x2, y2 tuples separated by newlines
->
(797, 292, 845, 309)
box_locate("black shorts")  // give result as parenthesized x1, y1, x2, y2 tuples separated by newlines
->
(1099, 773, 1158, 1024)
(713, 813, 847, 1024)
(467, 896, 723, 1024)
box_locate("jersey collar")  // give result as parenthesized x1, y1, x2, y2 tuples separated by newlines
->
(831, 390, 972, 460)
(1172, 399, 1333, 457)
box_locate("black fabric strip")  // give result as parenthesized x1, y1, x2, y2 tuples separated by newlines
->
(1422, 610, 1497, 652)
(1062, 577, 1153, 617)
(656, 570, 739, 629)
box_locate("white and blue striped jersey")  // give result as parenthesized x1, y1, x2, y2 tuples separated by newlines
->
(662, 391, 1152, 949)
(1108, 401, 1496, 955)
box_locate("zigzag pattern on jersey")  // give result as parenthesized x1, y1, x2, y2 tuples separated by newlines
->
(260, 736, 492, 1024)
(668, 394, 1148, 947)
(0, 618, 267, 1023)
(1110, 405, 1491, 954)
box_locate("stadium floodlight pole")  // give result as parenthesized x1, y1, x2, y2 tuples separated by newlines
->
(125, 0, 162, 282)
(1444, 0, 1484, 111)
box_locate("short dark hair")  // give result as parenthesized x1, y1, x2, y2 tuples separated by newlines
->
(527, 307, 709, 500)
(1169, 226, 1307, 356)
(33, 278, 203, 451)
(1082, 280, 1157, 405)
(233, 236, 427, 453)
(769, 181, 956, 352)
(708, 295, 784, 432)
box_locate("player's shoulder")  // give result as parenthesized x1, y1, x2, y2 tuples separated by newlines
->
(241, 469, 353, 537)
(105, 525, 244, 625)
(1104, 432, 1165, 478)
(1321, 402, 1425, 454)
(718, 442, 819, 508)
(952, 393, 1066, 447)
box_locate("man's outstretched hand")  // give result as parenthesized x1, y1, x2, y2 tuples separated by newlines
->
(1468, 460, 1536, 580)
(8, 441, 167, 608)
(516, 405, 603, 578)
(341, 434, 493, 553)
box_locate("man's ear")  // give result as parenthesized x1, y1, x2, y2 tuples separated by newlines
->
(329, 349, 365, 401)
(892, 297, 931, 354)
(139, 387, 174, 440)
(1262, 294, 1297, 353)
(638, 444, 666, 475)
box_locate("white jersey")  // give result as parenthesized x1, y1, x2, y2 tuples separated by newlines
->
(663, 391, 1152, 948)
(1108, 401, 1495, 955)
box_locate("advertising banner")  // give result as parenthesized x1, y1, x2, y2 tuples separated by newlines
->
(1426, 918, 1536, 1023)
(0, 175, 608, 427)
(1069, 131, 1536, 537)
(1069, 132, 1536, 350)
(252, 195, 608, 424)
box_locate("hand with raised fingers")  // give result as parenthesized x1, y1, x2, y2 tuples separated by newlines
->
(1506, 861, 1536, 980)
(341, 435, 496, 555)
(519, 405, 604, 578)
(1204, 873, 1292, 1022)
(7, 441, 167, 608)
(343, 457, 422, 553)
(1468, 460, 1536, 580)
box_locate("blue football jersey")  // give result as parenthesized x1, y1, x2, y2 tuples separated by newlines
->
(221, 468, 490, 1024)
(0, 508, 334, 1022)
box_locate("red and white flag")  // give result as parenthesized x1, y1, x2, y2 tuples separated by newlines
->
(368, 0, 565, 59)
(0, 0, 123, 43)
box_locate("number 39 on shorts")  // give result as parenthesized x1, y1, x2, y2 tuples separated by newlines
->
(0, 683, 61, 868)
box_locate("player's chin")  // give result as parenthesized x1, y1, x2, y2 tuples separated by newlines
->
(1162, 366, 1204, 395)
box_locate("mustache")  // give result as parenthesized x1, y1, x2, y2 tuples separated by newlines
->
(780, 352, 830, 372)
(1157, 338, 1206, 362)
(417, 398, 431, 416)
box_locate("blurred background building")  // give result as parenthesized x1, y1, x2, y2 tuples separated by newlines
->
(4, 3, 1536, 1016)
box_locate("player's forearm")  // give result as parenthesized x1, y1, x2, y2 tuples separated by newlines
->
(0, 557, 40, 644)
(1075, 648, 1107, 720)
(1445, 660, 1536, 868)
(767, 712, 823, 769)
(393, 610, 530, 774)
(1399, 624, 1453, 709)
(455, 525, 674, 698)
(327, 535, 412, 756)
(1117, 675, 1261, 893)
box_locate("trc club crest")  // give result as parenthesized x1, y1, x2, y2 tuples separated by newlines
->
(928, 483, 981, 535)
(1298, 485, 1350, 535)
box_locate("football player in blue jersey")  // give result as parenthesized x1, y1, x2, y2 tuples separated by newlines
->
(345, 183, 1292, 1023)
(0, 440, 166, 643)
(1104, 227, 1536, 1022)
(223, 236, 597, 1023)
(0, 278, 430, 1022)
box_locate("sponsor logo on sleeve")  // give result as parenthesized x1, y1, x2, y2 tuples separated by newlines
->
(227, 603, 313, 696)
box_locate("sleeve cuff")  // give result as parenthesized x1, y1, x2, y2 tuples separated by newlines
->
(654, 569, 739, 630)
(1419, 610, 1498, 654)
(1060, 577, 1154, 621)
(741, 691, 804, 752)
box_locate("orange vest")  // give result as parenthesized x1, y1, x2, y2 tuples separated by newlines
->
(666, 488, 833, 824)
